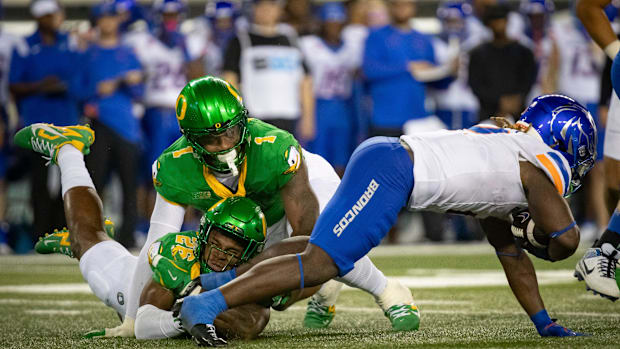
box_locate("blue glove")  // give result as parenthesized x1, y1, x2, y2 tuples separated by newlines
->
(199, 269, 236, 291)
(537, 321, 587, 337)
(179, 289, 229, 330)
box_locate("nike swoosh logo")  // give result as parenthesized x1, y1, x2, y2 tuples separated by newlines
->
(43, 240, 54, 246)
(518, 212, 530, 223)
(32, 124, 63, 138)
(167, 270, 178, 281)
(581, 260, 595, 275)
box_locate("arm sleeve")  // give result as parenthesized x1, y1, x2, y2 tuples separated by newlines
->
(223, 36, 242, 76)
(123, 193, 186, 320)
(135, 304, 185, 339)
(362, 31, 409, 81)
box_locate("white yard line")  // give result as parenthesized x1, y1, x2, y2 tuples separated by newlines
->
(0, 270, 576, 294)
(24, 309, 89, 316)
(287, 306, 620, 318)
(0, 298, 102, 306)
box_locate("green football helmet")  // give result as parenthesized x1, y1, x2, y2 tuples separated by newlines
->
(176, 76, 249, 175)
(195, 197, 266, 272)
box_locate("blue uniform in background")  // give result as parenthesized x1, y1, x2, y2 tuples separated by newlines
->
(362, 26, 435, 131)
(9, 30, 81, 126)
(81, 44, 143, 144)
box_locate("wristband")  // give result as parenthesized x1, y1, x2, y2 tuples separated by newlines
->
(604, 40, 620, 60)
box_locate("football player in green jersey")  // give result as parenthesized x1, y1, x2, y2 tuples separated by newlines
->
(16, 76, 420, 338)
(15, 122, 317, 341)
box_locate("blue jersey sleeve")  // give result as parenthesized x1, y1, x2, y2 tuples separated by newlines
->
(9, 46, 28, 84)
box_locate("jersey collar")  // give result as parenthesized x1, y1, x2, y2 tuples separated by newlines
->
(202, 160, 247, 198)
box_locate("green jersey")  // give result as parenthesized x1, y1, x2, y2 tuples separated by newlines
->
(152, 118, 302, 226)
(147, 231, 204, 298)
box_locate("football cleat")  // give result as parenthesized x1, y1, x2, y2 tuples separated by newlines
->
(34, 218, 115, 258)
(574, 243, 619, 301)
(375, 279, 420, 331)
(14, 123, 94, 165)
(303, 298, 336, 329)
(384, 303, 421, 332)
(188, 324, 227, 347)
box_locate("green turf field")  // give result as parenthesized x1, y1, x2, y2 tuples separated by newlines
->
(1, 243, 618, 348)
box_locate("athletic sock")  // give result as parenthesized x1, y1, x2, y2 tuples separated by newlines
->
(79, 240, 136, 317)
(312, 279, 344, 307)
(57, 145, 94, 197)
(337, 256, 388, 297)
(595, 210, 620, 249)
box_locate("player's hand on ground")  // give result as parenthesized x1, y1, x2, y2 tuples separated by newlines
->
(188, 324, 227, 347)
(537, 321, 588, 337)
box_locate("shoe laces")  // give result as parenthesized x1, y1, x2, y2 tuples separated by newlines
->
(307, 298, 330, 316)
(31, 137, 55, 165)
(388, 305, 413, 320)
(597, 255, 617, 279)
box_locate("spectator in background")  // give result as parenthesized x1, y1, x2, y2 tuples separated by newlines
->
(122, 0, 203, 237)
(362, 0, 457, 137)
(467, 0, 527, 47)
(431, 0, 479, 130)
(300, 2, 359, 176)
(366, 0, 390, 28)
(519, 0, 559, 103)
(553, 8, 606, 239)
(0, 2, 26, 254)
(223, 0, 314, 140)
(283, 0, 315, 36)
(186, 0, 240, 76)
(81, 2, 144, 248)
(362, 0, 457, 243)
(9, 0, 82, 241)
(468, 3, 537, 121)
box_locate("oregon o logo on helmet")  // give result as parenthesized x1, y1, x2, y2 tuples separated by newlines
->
(176, 94, 187, 121)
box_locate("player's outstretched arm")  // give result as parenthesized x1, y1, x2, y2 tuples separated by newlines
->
(520, 162, 580, 261)
(480, 217, 585, 337)
(576, 0, 619, 57)
(281, 161, 320, 237)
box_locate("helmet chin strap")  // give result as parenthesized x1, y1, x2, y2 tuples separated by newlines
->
(218, 149, 239, 176)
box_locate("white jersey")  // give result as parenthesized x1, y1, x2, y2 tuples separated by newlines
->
(123, 30, 188, 108)
(401, 125, 571, 219)
(299, 35, 360, 100)
(0, 30, 26, 105)
(552, 16, 602, 105)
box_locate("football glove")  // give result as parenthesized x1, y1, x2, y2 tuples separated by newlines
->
(511, 209, 552, 261)
(188, 324, 227, 347)
(271, 291, 292, 311)
(537, 320, 587, 337)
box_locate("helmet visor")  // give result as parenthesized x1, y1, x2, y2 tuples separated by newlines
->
(194, 123, 243, 154)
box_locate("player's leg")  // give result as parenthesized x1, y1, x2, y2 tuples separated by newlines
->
(178, 137, 417, 339)
(14, 124, 137, 319)
(303, 150, 417, 330)
(574, 92, 620, 300)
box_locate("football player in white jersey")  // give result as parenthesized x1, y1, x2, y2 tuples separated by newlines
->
(177, 94, 597, 345)
(574, 0, 620, 301)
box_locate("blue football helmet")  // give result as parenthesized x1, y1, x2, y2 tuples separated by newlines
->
(437, 1, 472, 38)
(518, 94, 598, 195)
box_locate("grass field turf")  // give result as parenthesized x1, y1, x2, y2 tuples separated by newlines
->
(0, 243, 618, 348)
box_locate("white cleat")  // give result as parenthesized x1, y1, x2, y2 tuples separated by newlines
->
(574, 243, 619, 301)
